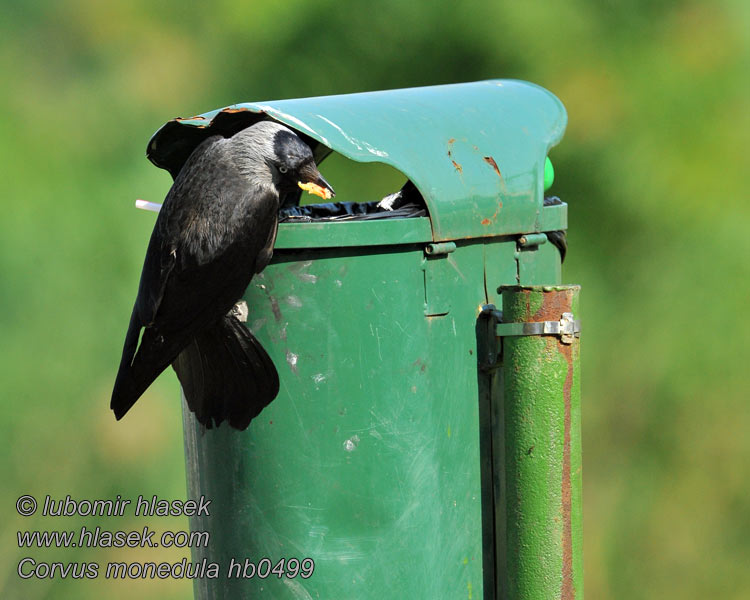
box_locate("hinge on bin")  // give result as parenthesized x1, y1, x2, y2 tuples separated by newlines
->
(478, 305, 503, 371)
(496, 312, 581, 345)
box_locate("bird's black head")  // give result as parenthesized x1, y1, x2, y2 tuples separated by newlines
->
(270, 127, 335, 201)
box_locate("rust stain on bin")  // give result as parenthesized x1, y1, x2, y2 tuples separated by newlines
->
(176, 115, 208, 122)
(483, 155, 501, 177)
(483, 155, 508, 195)
(480, 205, 500, 227)
(447, 138, 463, 173)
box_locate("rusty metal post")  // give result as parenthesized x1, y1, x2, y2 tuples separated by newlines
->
(496, 285, 583, 599)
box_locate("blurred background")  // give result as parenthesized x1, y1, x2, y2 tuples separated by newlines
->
(1, 0, 747, 598)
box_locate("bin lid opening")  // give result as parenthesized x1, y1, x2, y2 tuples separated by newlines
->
(283, 150, 428, 222)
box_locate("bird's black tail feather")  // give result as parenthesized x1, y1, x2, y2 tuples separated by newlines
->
(172, 314, 279, 430)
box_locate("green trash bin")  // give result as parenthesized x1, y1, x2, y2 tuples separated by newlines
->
(146, 79, 580, 599)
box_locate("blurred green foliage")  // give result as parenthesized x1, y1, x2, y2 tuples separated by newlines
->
(1, 0, 748, 598)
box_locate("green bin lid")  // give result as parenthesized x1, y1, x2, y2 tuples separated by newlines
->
(147, 79, 566, 242)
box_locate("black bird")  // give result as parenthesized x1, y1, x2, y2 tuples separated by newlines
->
(112, 120, 334, 430)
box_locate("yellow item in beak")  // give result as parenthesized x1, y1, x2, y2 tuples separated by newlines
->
(298, 181, 333, 200)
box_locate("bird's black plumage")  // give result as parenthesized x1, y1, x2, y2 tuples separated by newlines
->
(112, 120, 333, 429)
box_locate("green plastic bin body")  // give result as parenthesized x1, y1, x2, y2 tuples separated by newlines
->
(144, 80, 574, 598)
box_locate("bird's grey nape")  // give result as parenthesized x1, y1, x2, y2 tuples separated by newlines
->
(229, 121, 297, 191)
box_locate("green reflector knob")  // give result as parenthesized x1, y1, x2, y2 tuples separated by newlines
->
(544, 157, 555, 191)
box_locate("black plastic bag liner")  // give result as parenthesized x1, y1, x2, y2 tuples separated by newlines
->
(279, 201, 426, 223)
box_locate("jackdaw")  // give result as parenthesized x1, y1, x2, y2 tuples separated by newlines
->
(111, 120, 334, 430)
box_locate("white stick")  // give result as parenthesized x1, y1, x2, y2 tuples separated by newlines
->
(135, 199, 162, 213)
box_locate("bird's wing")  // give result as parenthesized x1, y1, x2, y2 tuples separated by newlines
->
(134, 134, 225, 329)
(136, 134, 277, 333)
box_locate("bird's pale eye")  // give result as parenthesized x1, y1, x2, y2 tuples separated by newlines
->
(279, 166, 288, 174)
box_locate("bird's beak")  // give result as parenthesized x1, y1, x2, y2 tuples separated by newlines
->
(298, 167, 335, 200)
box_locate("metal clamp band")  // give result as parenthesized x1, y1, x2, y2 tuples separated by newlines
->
(496, 312, 580, 344)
